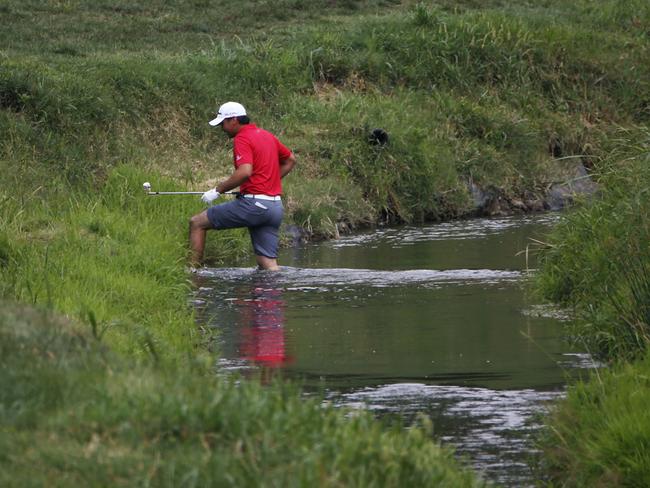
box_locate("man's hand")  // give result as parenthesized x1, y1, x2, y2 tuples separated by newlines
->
(280, 153, 296, 179)
(201, 188, 220, 204)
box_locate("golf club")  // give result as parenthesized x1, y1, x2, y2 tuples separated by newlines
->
(142, 182, 238, 196)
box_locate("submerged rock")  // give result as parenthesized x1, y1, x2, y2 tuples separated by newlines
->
(283, 224, 308, 246)
(469, 183, 523, 216)
(546, 162, 598, 211)
(467, 161, 597, 216)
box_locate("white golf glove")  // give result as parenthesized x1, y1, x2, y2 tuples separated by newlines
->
(201, 188, 220, 204)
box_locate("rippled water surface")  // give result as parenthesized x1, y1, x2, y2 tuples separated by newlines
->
(193, 214, 589, 486)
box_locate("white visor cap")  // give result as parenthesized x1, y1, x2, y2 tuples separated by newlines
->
(209, 101, 247, 126)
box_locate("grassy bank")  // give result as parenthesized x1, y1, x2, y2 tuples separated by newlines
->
(538, 355, 650, 486)
(1, 0, 649, 484)
(2, 1, 649, 232)
(0, 166, 253, 358)
(0, 303, 482, 487)
(535, 129, 650, 484)
(536, 127, 650, 360)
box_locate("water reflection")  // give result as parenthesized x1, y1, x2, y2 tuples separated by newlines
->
(235, 285, 291, 370)
(198, 276, 293, 383)
(197, 267, 567, 391)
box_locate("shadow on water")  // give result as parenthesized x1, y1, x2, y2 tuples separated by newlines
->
(193, 214, 597, 486)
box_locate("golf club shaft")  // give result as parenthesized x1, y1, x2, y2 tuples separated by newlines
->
(146, 191, 238, 196)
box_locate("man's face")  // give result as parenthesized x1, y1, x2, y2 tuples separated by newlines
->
(221, 118, 238, 138)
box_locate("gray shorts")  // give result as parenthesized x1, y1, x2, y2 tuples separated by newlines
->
(207, 196, 284, 258)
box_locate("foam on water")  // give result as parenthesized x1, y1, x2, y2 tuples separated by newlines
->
(196, 266, 523, 288)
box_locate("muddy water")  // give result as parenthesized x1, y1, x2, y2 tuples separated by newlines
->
(193, 214, 591, 486)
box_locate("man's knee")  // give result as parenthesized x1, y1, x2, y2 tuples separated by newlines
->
(190, 211, 212, 230)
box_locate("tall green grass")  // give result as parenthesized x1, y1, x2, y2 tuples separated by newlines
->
(538, 352, 650, 486)
(535, 127, 650, 485)
(536, 126, 650, 360)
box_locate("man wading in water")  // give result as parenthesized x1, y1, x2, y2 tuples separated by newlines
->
(189, 102, 296, 270)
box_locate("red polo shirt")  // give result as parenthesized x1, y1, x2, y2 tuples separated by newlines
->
(233, 124, 292, 196)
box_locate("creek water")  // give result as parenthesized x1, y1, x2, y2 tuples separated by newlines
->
(193, 213, 592, 486)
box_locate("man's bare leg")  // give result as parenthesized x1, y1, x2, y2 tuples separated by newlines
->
(189, 210, 213, 267)
(256, 254, 280, 271)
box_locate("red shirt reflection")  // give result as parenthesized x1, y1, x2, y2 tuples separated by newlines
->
(236, 287, 292, 368)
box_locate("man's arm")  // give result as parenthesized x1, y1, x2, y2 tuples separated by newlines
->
(279, 153, 296, 179)
(216, 164, 253, 193)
